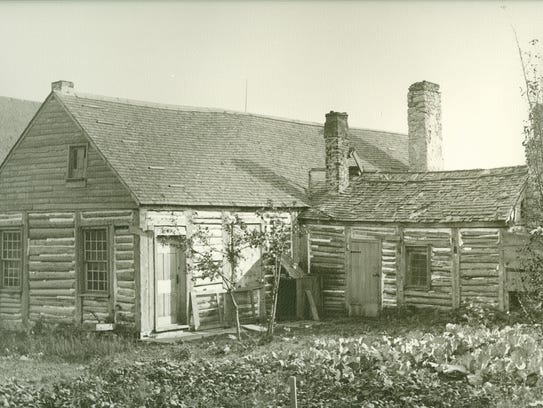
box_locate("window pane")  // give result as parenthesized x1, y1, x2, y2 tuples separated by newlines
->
(84, 229, 108, 292)
(2, 231, 21, 288)
(2, 231, 21, 259)
(86, 261, 108, 292)
(3, 260, 20, 287)
(407, 248, 428, 287)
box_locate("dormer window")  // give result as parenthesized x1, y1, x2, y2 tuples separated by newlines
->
(68, 145, 87, 180)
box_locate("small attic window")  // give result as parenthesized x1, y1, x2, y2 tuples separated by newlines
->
(67, 145, 87, 180)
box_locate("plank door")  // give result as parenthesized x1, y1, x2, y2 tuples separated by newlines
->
(348, 240, 381, 317)
(155, 237, 187, 330)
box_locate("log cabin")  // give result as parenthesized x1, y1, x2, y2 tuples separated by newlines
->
(0, 80, 409, 336)
(299, 82, 529, 316)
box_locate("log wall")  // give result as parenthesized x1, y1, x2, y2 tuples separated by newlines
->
(459, 228, 501, 307)
(0, 209, 136, 329)
(403, 228, 453, 310)
(307, 224, 346, 315)
(28, 212, 76, 324)
(304, 222, 509, 315)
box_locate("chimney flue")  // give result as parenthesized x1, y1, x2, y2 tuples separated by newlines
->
(407, 81, 443, 171)
(324, 111, 350, 193)
(51, 80, 74, 94)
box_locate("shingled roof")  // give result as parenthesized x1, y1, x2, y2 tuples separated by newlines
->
(0, 96, 41, 164)
(53, 91, 408, 207)
(301, 166, 528, 223)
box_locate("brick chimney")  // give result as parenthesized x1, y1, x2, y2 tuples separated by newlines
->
(407, 81, 443, 171)
(51, 80, 74, 94)
(324, 111, 350, 193)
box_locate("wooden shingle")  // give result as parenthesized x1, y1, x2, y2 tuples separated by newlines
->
(54, 91, 408, 207)
(302, 166, 528, 223)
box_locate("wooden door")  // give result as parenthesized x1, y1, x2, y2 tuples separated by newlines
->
(155, 237, 187, 330)
(348, 240, 381, 317)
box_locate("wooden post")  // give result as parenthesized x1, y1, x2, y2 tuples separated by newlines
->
(344, 226, 351, 314)
(288, 376, 298, 408)
(249, 289, 256, 319)
(190, 291, 200, 330)
(108, 225, 116, 323)
(132, 209, 142, 334)
(216, 292, 223, 325)
(305, 290, 320, 321)
(396, 227, 405, 306)
(21, 211, 29, 327)
(451, 228, 461, 309)
(307, 230, 311, 275)
(75, 211, 83, 324)
(296, 278, 304, 319)
(498, 230, 507, 312)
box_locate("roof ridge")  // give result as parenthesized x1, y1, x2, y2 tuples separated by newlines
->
(57, 91, 407, 136)
(355, 169, 528, 184)
(363, 164, 527, 175)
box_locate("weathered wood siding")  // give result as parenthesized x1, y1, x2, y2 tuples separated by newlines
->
(351, 226, 398, 308)
(307, 224, 346, 315)
(79, 210, 136, 325)
(114, 225, 136, 323)
(140, 209, 291, 331)
(403, 228, 453, 309)
(459, 228, 501, 307)
(0, 95, 136, 211)
(304, 222, 509, 315)
(0, 209, 136, 328)
(28, 212, 76, 324)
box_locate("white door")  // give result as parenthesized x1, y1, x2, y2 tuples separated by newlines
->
(155, 237, 187, 330)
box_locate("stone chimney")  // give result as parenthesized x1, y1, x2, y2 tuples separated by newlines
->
(51, 80, 74, 94)
(407, 81, 443, 171)
(524, 104, 543, 226)
(324, 111, 350, 193)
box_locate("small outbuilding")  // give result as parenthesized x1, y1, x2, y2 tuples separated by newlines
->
(299, 82, 529, 316)
(300, 166, 528, 316)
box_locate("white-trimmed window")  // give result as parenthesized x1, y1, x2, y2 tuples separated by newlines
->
(83, 228, 109, 293)
(1, 231, 22, 289)
(405, 246, 431, 289)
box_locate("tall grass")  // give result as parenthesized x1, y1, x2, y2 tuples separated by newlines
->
(0, 322, 138, 362)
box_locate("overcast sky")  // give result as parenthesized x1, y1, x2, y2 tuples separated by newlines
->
(1, 1, 542, 170)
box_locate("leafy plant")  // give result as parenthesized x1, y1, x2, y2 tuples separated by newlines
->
(5, 321, 543, 406)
